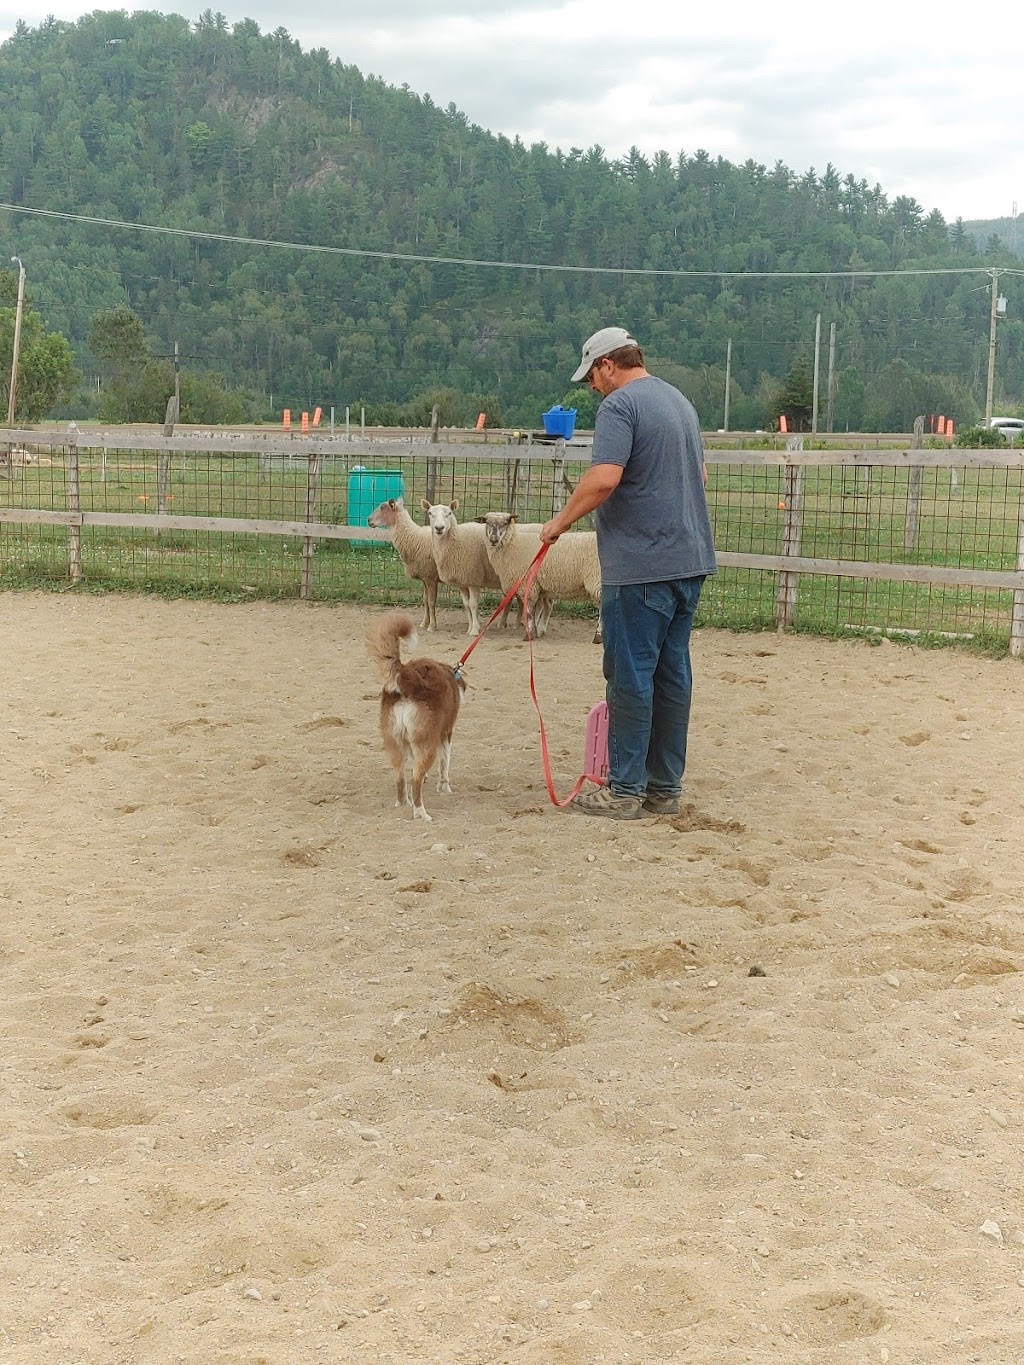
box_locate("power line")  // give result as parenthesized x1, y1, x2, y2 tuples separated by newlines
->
(4, 201, 1023, 281)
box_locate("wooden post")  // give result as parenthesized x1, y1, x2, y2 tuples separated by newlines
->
(905, 416, 924, 552)
(157, 450, 171, 521)
(301, 448, 320, 600)
(67, 439, 83, 584)
(551, 441, 566, 515)
(775, 439, 803, 629)
(425, 403, 440, 505)
(1011, 496, 1024, 658)
(522, 457, 534, 519)
(505, 458, 521, 512)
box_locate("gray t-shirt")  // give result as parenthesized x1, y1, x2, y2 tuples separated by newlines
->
(591, 375, 717, 586)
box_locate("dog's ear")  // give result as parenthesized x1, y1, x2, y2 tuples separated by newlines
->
(449, 498, 459, 512)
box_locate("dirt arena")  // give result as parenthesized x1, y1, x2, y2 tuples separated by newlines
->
(3, 591, 1024, 1364)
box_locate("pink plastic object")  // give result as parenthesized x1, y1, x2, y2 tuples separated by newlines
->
(583, 702, 609, 786)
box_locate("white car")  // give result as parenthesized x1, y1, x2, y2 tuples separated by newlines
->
(989, 416, 1024, 442)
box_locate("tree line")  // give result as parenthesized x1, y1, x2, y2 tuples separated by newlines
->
(1, 10, 1022, 430)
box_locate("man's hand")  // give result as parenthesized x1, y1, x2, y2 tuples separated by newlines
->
(539, 518, 563, 545)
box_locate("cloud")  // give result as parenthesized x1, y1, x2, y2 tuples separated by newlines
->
(1, 0, 1022, 221)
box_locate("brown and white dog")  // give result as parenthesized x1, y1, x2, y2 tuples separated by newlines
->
(366, 610, 466, 821)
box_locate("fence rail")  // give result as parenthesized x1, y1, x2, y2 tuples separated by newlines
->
(3, 427, 1023, 657)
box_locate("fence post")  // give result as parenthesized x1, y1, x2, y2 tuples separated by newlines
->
(905, 416, 924, 552)
(775, 437, 804, 629)
(157, 447, 171, 528)
(301, 448, 321, 600)
(550, 438, 566, 515)
(67, 434, 83, 584)
(425, 403, 440, 505)
(1011, 496, 1024, 658)
(505, 458, 521, 512)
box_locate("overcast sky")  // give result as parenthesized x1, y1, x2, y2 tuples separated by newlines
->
(1, 0, 1020, 227)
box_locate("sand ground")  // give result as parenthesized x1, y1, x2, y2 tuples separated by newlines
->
(3, 591, 1024, 1364)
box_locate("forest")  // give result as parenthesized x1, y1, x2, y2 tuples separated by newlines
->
(1, 9, 1022, 430)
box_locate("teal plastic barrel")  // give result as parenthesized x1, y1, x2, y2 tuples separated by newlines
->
(349, 467, 405, 547)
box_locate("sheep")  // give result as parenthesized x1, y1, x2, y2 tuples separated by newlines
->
(421, 499, 519, 637)
(367, 497, 440, 631)
(481, 511, 603, 643)
(476, 514, 555, 640)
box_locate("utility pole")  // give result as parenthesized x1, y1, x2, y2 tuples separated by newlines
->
(811, 312, 821, 434)
(723, 337, 732, 433)
(985, 269, 1004, 425)
(7, 256, 26, 426)
(825, 321, 837, 434)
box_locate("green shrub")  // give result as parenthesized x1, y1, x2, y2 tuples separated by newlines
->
(953, 425, 1007, 449)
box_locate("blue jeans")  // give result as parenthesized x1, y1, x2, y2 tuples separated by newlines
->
(601, 577, 705, 799)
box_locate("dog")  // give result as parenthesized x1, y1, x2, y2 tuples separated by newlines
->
(366, 610, 467, 821)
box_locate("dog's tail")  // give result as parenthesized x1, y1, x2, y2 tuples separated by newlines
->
(366, 610, 417, 693)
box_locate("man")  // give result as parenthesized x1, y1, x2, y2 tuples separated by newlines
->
(539, 326, 716, 820)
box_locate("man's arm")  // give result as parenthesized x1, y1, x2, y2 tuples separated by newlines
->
(539, 463, 623, 543)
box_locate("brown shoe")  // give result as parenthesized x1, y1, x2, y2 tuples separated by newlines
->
(642, 792, 681, 816)
(570, 786, 644, 820)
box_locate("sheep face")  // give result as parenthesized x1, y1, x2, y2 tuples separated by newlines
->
(423, 502, 458, 540)
(483, 511, 515, 547)
(367, 498, 401, 529)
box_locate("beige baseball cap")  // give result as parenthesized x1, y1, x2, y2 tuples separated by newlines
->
(571, 326, 639, 382)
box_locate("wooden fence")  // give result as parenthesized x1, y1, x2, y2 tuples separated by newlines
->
(2, 426, 1024, 656)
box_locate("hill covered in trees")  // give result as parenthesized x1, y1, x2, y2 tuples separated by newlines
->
(1, 9, 1022, 430)
(963, 216, 1023, 260)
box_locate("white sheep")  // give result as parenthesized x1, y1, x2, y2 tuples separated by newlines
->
(367, 497, 439, 630)
(481, 511, 602, 643)
(421, 499, 518, 637)
(477, 514, 554, 640)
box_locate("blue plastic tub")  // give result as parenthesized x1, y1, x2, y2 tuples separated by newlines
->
(349, 467, 405, 547)
(541, 405, 577, 440)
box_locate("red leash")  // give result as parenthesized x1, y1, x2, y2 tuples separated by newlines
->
(458, 544, 593, 809)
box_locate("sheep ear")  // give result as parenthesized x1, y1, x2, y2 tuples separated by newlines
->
(474, 515, 487, 523)
(511, 514, 518, 523)
(450, 498, 459, 512)
(387, 498, 397, 508)
(420, 498, 431, 511)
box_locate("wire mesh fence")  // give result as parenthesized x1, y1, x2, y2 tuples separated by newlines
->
(2, 430, 1023, 655)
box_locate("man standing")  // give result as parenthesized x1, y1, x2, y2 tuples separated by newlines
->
(539, 327, 716, 819)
